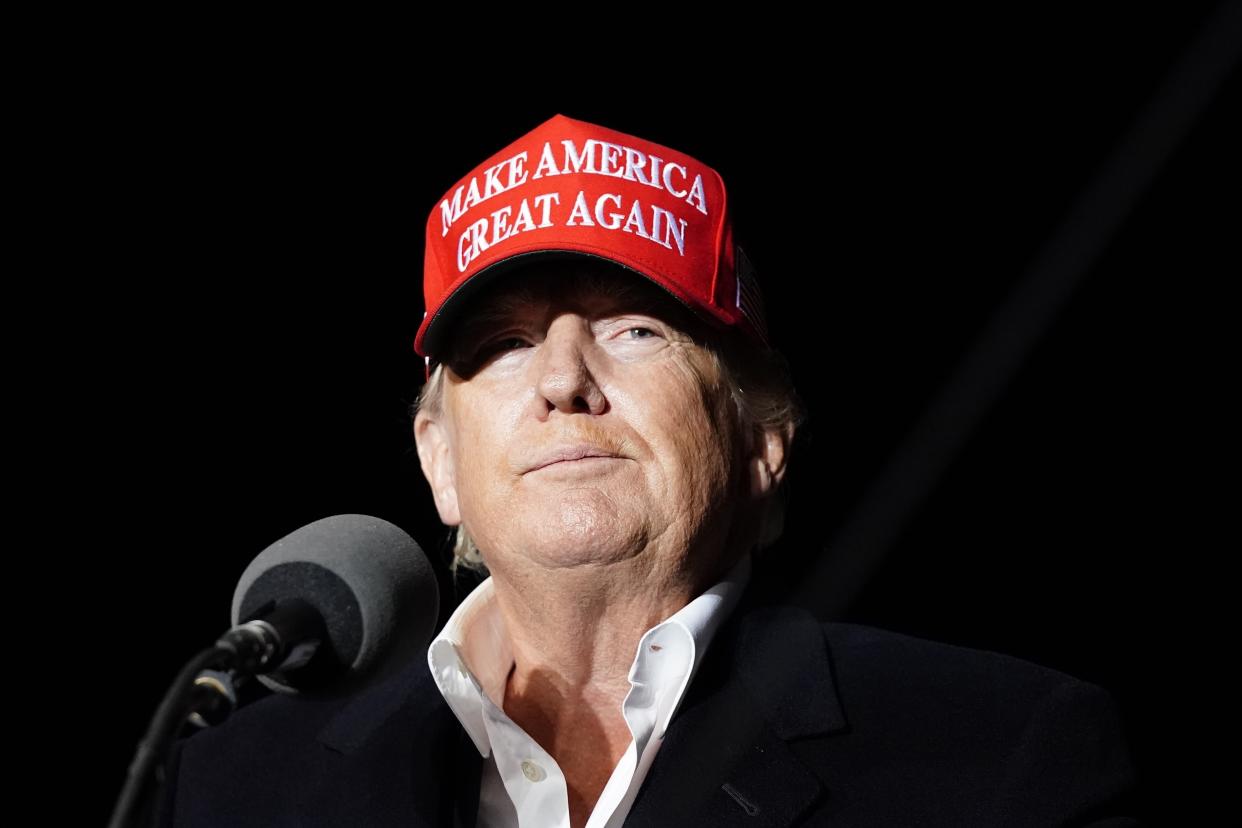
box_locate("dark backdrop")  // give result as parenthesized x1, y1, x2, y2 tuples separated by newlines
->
(83, 8, 1235, 824)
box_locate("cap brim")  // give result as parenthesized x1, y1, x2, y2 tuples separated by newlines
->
(421, 249, 725, 364)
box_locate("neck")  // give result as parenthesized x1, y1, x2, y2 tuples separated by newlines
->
(490, 554, 707, 705)
(485, 551, 742, 828)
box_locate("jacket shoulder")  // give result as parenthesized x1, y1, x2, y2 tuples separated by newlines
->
(155, 654, 454, 827)
(800, 617, 1140, 824)
(823, 619, 1101, 699)
(737, 605, 1098, 704)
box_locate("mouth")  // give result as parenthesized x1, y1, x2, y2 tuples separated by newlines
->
(526, 445, 625, 473)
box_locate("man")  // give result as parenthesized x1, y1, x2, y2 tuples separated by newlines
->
(156, 113, 1140, 826)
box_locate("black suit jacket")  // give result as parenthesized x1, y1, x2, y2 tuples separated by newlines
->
(155, 596, 1140, 826)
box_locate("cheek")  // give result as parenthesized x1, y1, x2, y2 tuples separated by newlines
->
(688, 405, 737, 497)
(648, 364, 738, 502)
(445, 393, 518, 497)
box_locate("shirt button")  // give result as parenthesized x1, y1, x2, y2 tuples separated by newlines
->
(520, 760, 546, 782)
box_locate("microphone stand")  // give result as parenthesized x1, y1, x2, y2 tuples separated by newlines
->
(107, 646, 233, 828)
(108, 601, 329, 828)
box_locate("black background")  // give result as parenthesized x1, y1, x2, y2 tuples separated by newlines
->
(71, 8, 1236, 824)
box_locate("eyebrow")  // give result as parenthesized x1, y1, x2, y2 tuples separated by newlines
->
(452, 273, 693, 353)
(452, 285, 542, 355)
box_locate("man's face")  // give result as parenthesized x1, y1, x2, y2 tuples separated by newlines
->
(415, 259, 750, 585)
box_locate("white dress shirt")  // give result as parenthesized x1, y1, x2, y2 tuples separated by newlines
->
(427, 553, 752, 828)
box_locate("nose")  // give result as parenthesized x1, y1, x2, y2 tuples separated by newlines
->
(533, 313, 607, 416)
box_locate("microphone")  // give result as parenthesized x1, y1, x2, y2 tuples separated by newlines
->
(108, 515, 442, 828)
(221, 514, 441, 697)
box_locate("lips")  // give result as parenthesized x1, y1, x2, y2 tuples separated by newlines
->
(526, 444, 624, 473)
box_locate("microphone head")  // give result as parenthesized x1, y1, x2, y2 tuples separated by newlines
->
(231, 514, 440, 696)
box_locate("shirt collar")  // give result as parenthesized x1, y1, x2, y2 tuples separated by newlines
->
(427, 553, 753, 758)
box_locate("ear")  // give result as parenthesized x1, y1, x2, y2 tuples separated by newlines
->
(414, 409, 462, 526)
(747, 419, 794, 500)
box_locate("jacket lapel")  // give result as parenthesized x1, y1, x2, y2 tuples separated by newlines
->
(300, 655, 483, 828)
(625, 603, 848, 827)
(286, 601, 845, 827)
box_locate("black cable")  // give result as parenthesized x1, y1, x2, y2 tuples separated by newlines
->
(107, 646, 230, 828)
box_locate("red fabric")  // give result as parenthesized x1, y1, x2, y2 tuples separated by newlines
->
(415, 113, 769, 371)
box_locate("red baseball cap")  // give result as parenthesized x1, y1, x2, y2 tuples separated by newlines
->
(416, 113, 769, 377)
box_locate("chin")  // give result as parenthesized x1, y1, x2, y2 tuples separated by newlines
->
(517, 496, 648, 569)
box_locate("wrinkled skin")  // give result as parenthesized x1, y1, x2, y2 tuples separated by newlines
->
(415, 260, 783, 592)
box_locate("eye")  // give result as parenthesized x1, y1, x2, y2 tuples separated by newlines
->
(626, 327, 659, 340)
(475, 336, 529, 359)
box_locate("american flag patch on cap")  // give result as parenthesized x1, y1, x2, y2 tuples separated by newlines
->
(734, 244, 770, 346)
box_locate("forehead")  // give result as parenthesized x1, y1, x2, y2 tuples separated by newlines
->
(446, 258, 711, 352)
